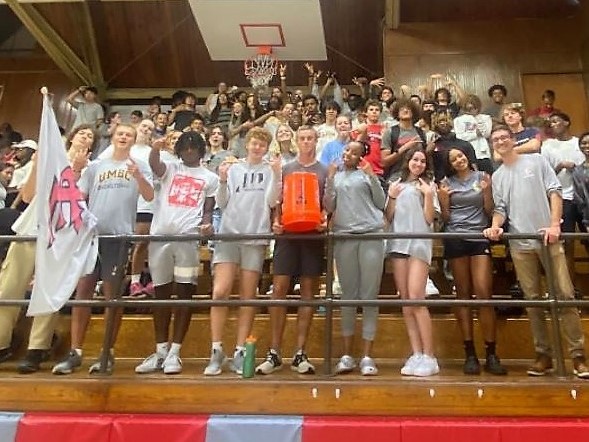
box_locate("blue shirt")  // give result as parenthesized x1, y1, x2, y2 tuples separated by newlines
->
(319, 139, 346, 167)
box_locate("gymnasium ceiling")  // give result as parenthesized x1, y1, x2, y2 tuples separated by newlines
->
(0, 0, 582, 99)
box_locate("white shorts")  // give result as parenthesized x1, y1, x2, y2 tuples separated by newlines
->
(212, 243, 266, 273)
(148, 241, 200, 286)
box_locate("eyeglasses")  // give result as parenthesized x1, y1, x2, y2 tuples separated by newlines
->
(490, 135, 511, 144)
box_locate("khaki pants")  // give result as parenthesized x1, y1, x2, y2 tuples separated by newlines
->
(511, 243, 585, 359)
(0, 241, 58, 351)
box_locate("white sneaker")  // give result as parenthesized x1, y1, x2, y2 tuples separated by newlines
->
(229, 349, 245, 375)
(359, 356, 378, 376)
(162, 353, 183, 375)
(204, 348, 226, 376)
(293, 283, 301, 294)
(135, 352, 165, 374)
(255, 349, 282, 375)
(425, 277, 439, 296)
(401, 353, 423, 376)
(291, 351, 315, 374)
(413, 354, 440, 377)
(332, 279, 343, 295)
(335, 355, 356, 374)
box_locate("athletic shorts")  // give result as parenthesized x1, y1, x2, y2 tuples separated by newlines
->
(272, 238, 324, 277)
(148, 241, 200, 286)
(136, 212, 153, 223)
(89, 239, 131, 285)
(212, 242, 266, 273)
(443, 239, 491, 260)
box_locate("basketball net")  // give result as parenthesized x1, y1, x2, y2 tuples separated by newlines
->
(244, 46, 278, 90)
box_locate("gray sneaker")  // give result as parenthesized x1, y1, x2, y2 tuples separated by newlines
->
(88, 352, 114, 375)
(52, 350, 82, 375)
(335, 355, 356, 374)
(204, 348, 226, 376)
(230, 349, 245, 375)
(359, 356, 378, 376)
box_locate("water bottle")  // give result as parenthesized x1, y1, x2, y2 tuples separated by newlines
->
(242, 336, 256, 378)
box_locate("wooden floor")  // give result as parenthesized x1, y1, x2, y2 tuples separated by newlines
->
(2, 313, 589, 416)
(0, 359, 587, 416)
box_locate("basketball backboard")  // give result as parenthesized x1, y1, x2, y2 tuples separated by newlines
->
(188, 0, 327, 61)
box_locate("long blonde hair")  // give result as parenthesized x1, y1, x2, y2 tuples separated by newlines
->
(268, 124, 297, 156)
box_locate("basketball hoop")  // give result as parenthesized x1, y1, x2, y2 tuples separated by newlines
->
(244, 46, 278, 89)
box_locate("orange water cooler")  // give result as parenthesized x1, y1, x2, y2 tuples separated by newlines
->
(282, 172, 321, 233)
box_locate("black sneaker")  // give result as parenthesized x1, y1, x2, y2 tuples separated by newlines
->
(0, 347, 12, 364)
(291, 351, 315, 374)
(17, 349, 49, 374)
(52, 350, 82, 375)
(255, 349, 282, 375)
(463, 355, 481, 375)
(484, 354, 508, 375)
(88, 351, 115, 375)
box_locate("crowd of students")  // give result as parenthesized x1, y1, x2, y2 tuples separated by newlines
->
(0, 67, 589, 380)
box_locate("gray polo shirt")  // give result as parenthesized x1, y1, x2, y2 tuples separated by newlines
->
(492, 153, 561, 250)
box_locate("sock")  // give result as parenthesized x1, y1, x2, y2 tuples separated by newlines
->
(235, 345, 245, 355)
(212, 341, 223, 352)
(74, 348, 83, 357)
(169, 342, 181, 356)
(485, 341, 496, 357)
(131, 274, 141, 284)
(464, 340, 476, 358)
(156, 342, 169, 357)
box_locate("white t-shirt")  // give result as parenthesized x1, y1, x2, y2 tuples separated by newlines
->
(150, 162, 219, 235)
(9, 161, 33, 189)
(541, 137, 585, 200)
(12, 196, 38, 236)
(316, 123, 338, 160)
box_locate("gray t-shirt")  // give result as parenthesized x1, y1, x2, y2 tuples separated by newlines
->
(382, 126, 421, 180)
(386, 180, 437, 264)
(216, 161, 280, 244)
(492, 153, 561, 250)
(72, 101, 104, 128)
(324, 169, 385, 233)
(205, 150, 233, 175)
(79, 157, 152, 234)
(443, 171, 489, 239)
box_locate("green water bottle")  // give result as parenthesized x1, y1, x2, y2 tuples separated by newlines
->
(242, 335, 256, 378)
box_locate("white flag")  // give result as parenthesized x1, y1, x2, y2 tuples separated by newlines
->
(27, 92, 98, 316)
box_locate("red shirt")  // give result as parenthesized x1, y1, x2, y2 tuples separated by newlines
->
(352, 123, 384, 176)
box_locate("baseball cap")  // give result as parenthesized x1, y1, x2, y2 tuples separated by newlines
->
(12, 140, 38, 151)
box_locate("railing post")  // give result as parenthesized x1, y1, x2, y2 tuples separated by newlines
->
(540, 242, 566, 378)
(96, 238, 128, 375)
(322, 231, 334, 376)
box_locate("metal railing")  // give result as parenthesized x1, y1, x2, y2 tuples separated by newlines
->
(1, 230, 587, 379)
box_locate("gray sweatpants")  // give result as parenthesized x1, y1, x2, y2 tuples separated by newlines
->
(334, 238, 384, 341)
